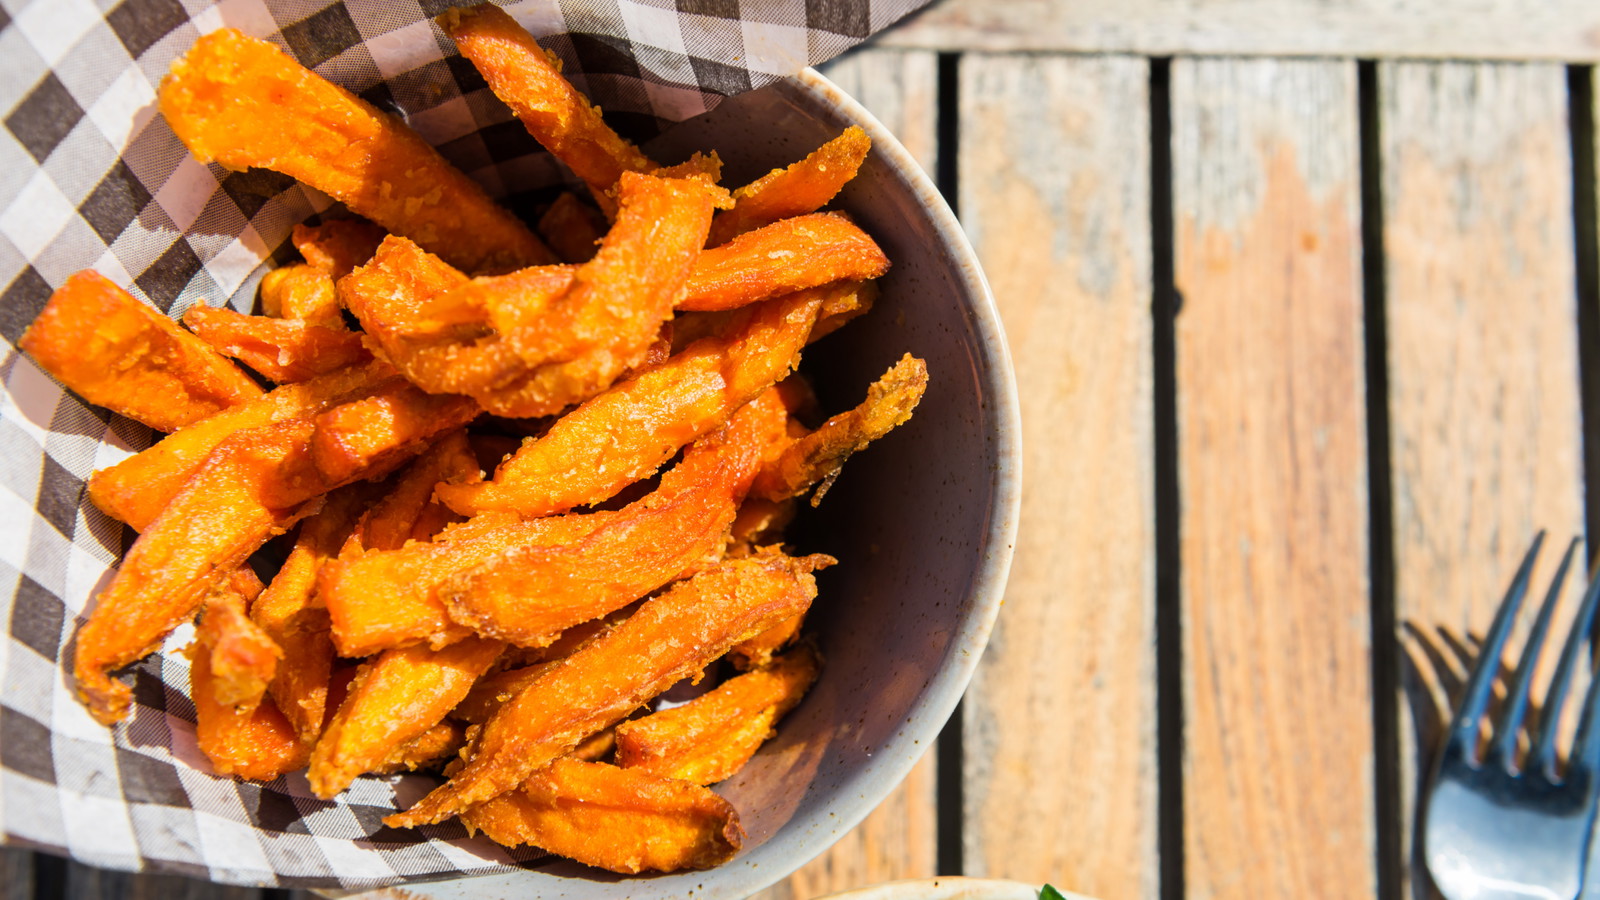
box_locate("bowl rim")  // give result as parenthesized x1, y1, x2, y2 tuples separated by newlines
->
(396, 65, 1023, 900)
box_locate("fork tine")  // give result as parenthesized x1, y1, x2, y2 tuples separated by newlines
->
(1487, 538, 1577, 767)
(1531, 548, 1600, 776)
(1449, 532, 1545, 760)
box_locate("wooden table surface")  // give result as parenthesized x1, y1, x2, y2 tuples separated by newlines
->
(8, 0, 1600, 897)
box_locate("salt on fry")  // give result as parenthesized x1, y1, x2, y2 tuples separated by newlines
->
(160, 28, 554, 273)
(19, 270, 262, 432)
(461, 759, 743, 873)
(384, 550, 833, 828)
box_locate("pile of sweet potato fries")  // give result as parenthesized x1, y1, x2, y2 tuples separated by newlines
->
(17, 4, 927, 875)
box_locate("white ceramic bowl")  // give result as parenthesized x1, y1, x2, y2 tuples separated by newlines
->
(385, 67, 1022, 899)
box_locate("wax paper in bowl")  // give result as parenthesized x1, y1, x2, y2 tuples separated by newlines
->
(0, 0, 929, 887)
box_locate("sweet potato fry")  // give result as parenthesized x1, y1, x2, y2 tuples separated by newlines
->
(373, 720, 467, 775)
(707, 126, 871, 247)
(436, 289, 825, 517)
(384, 550, 832, 827)
(678, 213, 890, 312)
(452, 619, 618, 724)
(615, 643, 820, 784)
(349, 430, 478, 552)
(160, 29, 553, 273)
(19, 270, 262, 432)
(461, 759, 742, 873)
(252, 486, 370, 742)
(190, 618, 309, 782)
(200, 581, 282, 711)
(809, 279, 878, 343)
(183, 305, 371, 383)
(74, 420, 321, 725)
(259, 264, 340, 325)
(308, 635, 504, 798)
(753, 354, 929, 505)
(537, 192, 606, 263)
(439, 5, 654, 204)
(305, 382, 480, 488)
(438, 390, 788, 646)
(293, 220, 387, 281)
(87, 359, 394, 531)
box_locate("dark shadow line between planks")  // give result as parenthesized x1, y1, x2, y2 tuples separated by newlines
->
(1148, 56, 1184, 900)
(934, 48, 966, 881)
(1357, 59, 1402, 900)
(1568, 66, 1600, 572)
(30, 851, 62, 900)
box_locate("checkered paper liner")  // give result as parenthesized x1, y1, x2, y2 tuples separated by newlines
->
(0, 0, 930, 888)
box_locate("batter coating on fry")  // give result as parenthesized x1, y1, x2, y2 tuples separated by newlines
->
(160, 28, 553, 273)
(708, 126, 872, 246)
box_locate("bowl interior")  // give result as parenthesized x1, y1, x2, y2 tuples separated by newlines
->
(399, 70, 1019, 900)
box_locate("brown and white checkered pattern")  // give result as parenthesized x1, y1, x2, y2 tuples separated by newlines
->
(0, 0, 928, 887)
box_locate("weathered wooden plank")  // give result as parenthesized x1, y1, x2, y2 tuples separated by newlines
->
(955, 54, 1156, 900)
(879, 0, 1600, 61)
(1171, 58, 1373, 899)
(1380, 61, 1583, 899)
(746, 47, 943, 900)
(61, 859, 262, 900)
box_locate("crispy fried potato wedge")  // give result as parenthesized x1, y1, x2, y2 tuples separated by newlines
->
(809, 279, 878, 343)
(74, 420, 321, 725)
(615, 643, 820, 784)
(439, 390, 787, 646)
(436, 289, 825, 517)
(305, 381, 479, 488)
(253, 486, 369, 742)
(293, 219, 387, 282)
(754, 354, 929, 505)
(308, 635, 504, 798)
(384, 551, 832, 828)
(452, 618, 618, 724)
(200, 581, 282, 711)
(537, 192, 606, 264)
(19, 270, 262, 432)
(372, 720, 467, 775)
(439, 5, 654, 204)
(350, 429, 477, 552)
(678, 213, 889, 312)
(87, 359, 394, 531)
(190, 619, 309, 782)
(160, 29, 553, 273)
(707, 126, 871, 247)
(259, 264, 341, 325)
(462, 759, 742, 873)
(183, 305, 371, 383)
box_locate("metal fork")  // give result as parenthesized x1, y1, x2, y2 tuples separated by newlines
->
(1422, 533, 1600, 900)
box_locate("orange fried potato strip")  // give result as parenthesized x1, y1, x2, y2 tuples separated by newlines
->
(191, 596, 309, 782)
(259, 265, 340, 325)
(678, 213, 889, 312)
(809, 279, 878, 343)
(436, 289, 826, 517)
(19, 270, 262, 432)
(439, 390, 787, 646)
(439, 5, 654, 204)
(754, 354, 929, 505)
(385, 550, 832, 827)
(160, 29, 553, 273)
(293, 219, 387, 282)
(452, 618, 618, 724)
(252, 486, 370, 742)
(183, 305, 371, 383)
(373, 720, 467, 775)
(462, 759, 742, 873)
(309, 635, 504, 798)
(87, 359, 394, 531)
(349, 429, 478, 552)
(305, 381, 479, 488)
(615, 643, 820, 785)
(707, 126, 871, 247)
(537, 192, 606, 263)
(74, 420, 321, 725)
(200, 580, 282, 711)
